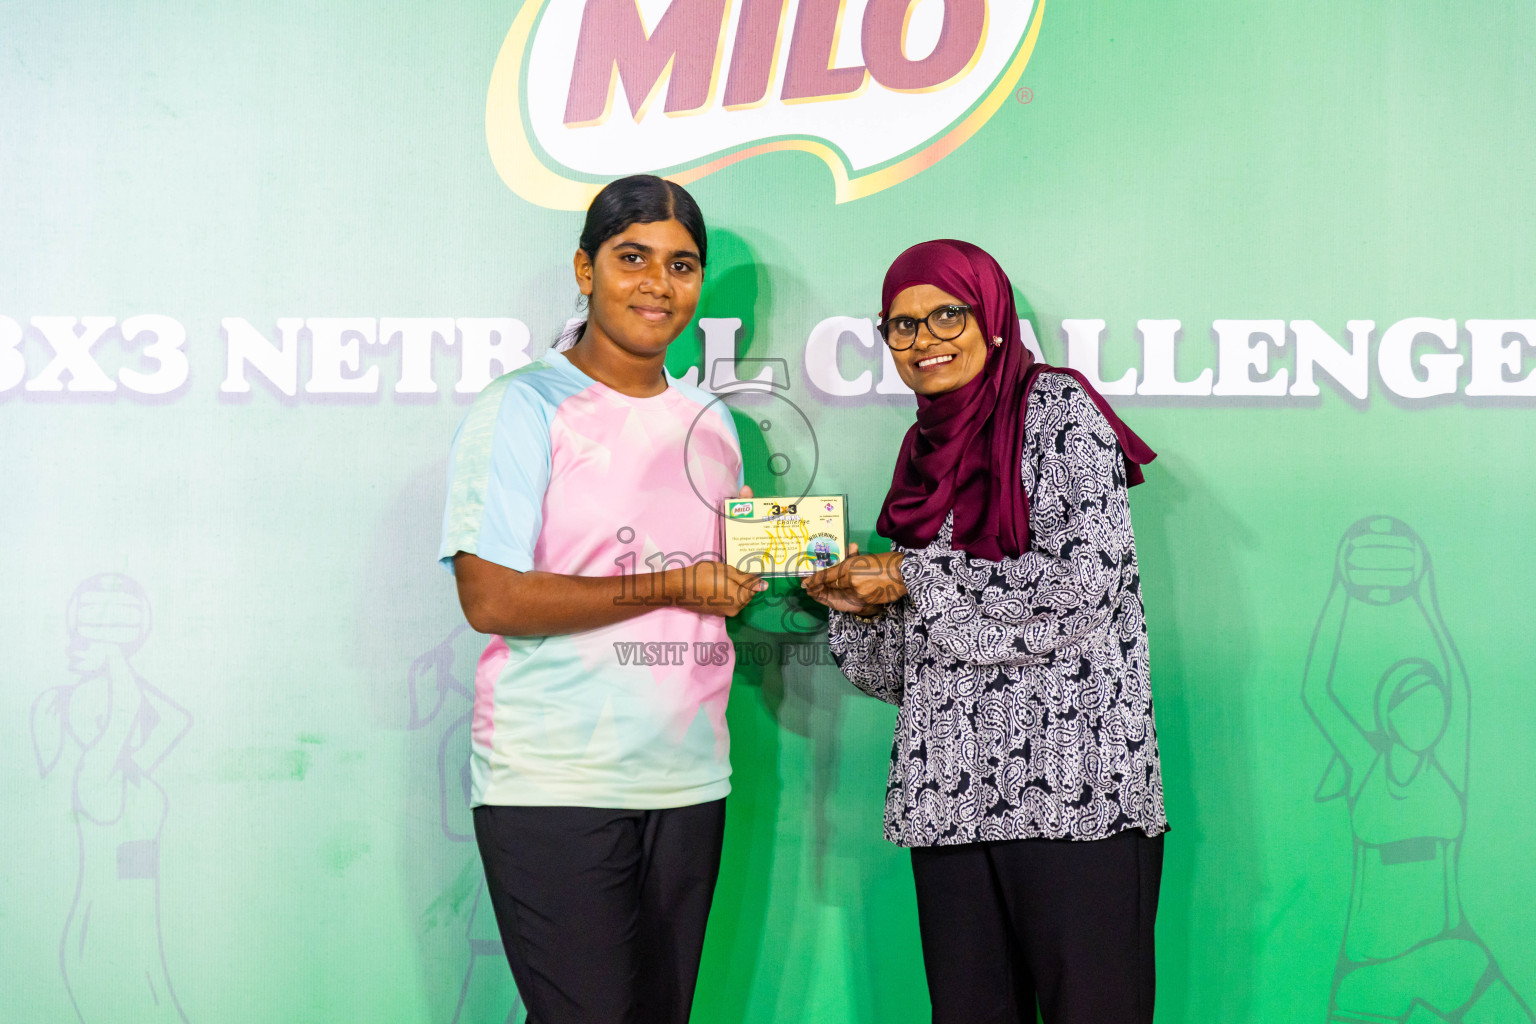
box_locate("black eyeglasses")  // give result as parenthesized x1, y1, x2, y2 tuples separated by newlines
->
(876, 304, 972, 350)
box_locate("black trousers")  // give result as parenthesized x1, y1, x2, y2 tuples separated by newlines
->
(910, 828, 1164, 1024)
(472, 800, 726, 1024)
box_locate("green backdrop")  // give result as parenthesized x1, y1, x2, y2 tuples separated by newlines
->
(4, 2, 1534, 1022)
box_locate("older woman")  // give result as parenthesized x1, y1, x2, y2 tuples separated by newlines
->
(802, 239, 1168, 1024)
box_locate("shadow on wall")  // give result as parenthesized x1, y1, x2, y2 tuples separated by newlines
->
(1132, 452, 1264, 1024)
(1302, 517, 1535, 1024)
(663, 227, 768, 391)
(694, 229, 928, 1023)
(712, 626, 920, 1023)
(692, 226, 793, 1022)
(30, 574, 194, 1023)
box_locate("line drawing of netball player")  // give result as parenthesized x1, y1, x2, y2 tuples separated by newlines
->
(1303, 517, 1534, 1024)
(406, 625, 526, 1024)
(29, 573, 194, 1023)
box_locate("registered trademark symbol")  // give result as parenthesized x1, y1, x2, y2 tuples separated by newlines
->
(1015, 87, 1034, 104)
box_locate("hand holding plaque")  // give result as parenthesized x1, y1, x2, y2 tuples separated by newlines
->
(720, 496, 848, 577)
(800, 542, 908, 615)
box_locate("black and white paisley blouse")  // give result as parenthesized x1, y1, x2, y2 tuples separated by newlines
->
(828, 372, 1168, 847)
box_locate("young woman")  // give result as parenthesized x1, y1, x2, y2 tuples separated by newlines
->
(438, 175, 764, 1024)
(802, 239, 1168, 1024)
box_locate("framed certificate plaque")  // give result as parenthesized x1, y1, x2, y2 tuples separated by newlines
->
(719, 495, 849, 577)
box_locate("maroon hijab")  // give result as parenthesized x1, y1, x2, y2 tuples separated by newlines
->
(875, 240, 1157, 560)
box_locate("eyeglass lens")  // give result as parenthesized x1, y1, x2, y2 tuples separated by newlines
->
(885, 306, 968, 349)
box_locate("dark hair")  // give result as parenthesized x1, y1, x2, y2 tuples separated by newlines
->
(578, 174, 708, 266)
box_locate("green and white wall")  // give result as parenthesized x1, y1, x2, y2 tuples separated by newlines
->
(3, 2, 1534, 1021)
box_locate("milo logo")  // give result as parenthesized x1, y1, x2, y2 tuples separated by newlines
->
(488, 0, 1045, 209)
(727, 500, 755, 517)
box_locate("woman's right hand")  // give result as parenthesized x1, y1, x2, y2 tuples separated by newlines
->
(802, 586, 884, 616)
(672, 560, 766, 617)
(801, 543, 903, 614)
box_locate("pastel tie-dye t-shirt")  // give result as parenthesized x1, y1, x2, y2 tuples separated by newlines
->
(439, 349, 744, 809)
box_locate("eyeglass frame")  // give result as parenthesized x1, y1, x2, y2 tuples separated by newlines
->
(875, 303, 974, 351)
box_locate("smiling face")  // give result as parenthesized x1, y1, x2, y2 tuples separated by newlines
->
(885, 283, 992, 396)
(574, 217, 703, 359)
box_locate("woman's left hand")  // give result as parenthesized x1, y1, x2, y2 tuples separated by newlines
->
(801, 543, 907, 611)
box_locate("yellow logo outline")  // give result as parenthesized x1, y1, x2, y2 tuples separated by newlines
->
(486, 0, 1047, 211)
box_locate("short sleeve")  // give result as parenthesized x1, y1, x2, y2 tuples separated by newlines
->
(438, 376, 554, 575)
